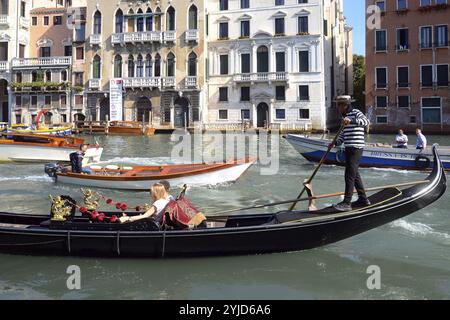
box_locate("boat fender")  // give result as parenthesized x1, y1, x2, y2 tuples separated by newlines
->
(415, 155, 431, 169)
(335, 149, 345, 164)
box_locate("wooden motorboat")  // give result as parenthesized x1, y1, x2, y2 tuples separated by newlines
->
(108, 121, 155, 136)
(0, 133, 103, 164)
(46, 158, 256, 189)
(0, 147, 446, 258)
(285, 134, 450, 171)
(10, 109, 73, 136)
(11, 124, 73, 136)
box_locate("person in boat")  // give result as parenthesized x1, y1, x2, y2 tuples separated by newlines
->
(416, 129, 428, 150)
(160, 180, 175, 201)
(395, 129, 408, 149)
(119, 183, 169, 225)
(330, 95, 371, 212)
(69, 144, 92, 174)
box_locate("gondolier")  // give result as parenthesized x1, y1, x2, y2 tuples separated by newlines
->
(331, 96, 371, 211)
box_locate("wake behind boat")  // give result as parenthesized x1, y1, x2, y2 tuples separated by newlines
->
(0, 147, 446, 258)
(285, 134, 450, 171)
(0, 132, 103, 165)
(45, 158, 256, 190)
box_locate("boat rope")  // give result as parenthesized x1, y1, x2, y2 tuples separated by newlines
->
(161, 230, 166, 258)
(116, 231, 121, 256)
(67, 231, 71, 253)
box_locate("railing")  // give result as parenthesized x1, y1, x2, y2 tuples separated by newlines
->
(123, 77, 161, 88)
(90, 34, 102, 45)
(20, 17, 29, 28)
(183, 76, 197, 88)
(233, 72, 289, 82)
(0, 61, 8, 71)
(0, 15, 8, 25)
(374, 83, 388, 90)
(397, 82, 411, 88)
(185, 29, 199, 42)
(434, 41, 450, 48)
(162, 77, 176, 88)
(112, 32, 163, 45)
(420, 81, 450, 88)
(396, 44, 410, 51)
(11, 57, 72, 68)
(89, 79, 101, 89)
(164, 31, 177, 42)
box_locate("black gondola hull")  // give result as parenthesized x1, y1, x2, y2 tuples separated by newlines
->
(0, 147, 446, 258)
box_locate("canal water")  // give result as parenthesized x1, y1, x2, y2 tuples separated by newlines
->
(0, 133, 449, 299)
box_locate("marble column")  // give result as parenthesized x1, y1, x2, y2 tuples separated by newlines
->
(252, 42, 257, 74)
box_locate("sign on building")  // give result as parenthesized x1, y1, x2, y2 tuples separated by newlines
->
(109, 79, 123, 121)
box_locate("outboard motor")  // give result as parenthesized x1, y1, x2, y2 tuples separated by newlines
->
(45, 163, 64, 178)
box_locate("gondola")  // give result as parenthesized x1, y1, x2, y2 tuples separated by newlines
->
(0, 146, 446, 258)
(285, 134, 450, 171)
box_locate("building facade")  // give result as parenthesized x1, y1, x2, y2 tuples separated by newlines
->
(84, 0, 206, 129)
(206, 0, 352, 132)
(0, 0, 31, 124)
(366, 0, 450, 134)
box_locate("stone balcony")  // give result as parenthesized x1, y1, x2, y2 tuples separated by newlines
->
(11, 57, 72, 69)
(89, 79, 101, 90)
(162, 77, 176, 88)
(90, 34, 102, 46)
(185, 29, 199, 42)
(233, 72, 289, 83)
(0, 61, 8, 72)
(20, 17, 29, 28)
(123, 77, 161, 88)
(183, 76, 198, 89)
(0, 15, 9, 25)
(164, 31, 177, 43)
(111, 32, 162, 45)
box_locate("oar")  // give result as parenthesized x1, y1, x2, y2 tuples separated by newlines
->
(288, 124, 346, 211)
(208, 180, 428, 216)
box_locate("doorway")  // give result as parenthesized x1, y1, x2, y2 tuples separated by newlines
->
(174, 97, 190, 128)
(257, 102, 269, 128)
(136, 97, 152, 122)
(99, 98, 110, 121)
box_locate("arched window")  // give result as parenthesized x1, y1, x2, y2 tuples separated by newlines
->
(154, 7, 162, 31)
(145, 54, 152, 77)
(166, 6, 175, 31)
(45, 70, 52, 82)
(188, 5, 198, 30)
(128, 55, 135, 78)
(114, 55, 122, 78)
(136, 54, 144, 78)
(257, 46, 269, 73)
(188, 52, 197, 76)
(61, 70, 67, 82)
(137, 9, 144, 32)
(154, 54, 161, 77)
(146, 8, 153, 31)
(115, 9, 123, 33)
(127, 9, 135, 32)
(167, 53, 175, 77)
(93, 10, 102, 34)
(93, 55, 101, 79)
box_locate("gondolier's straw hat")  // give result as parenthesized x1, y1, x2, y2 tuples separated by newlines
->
(333, 95, 356, 103)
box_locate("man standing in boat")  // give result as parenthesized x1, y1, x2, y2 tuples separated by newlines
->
(70, 144, 92, 174)
(331, 96, 371, 212)
(395, 129, 409, 149)
(416, 129, 428, 150)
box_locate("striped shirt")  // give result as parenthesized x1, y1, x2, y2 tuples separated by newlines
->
(336, 108, 370, 149)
